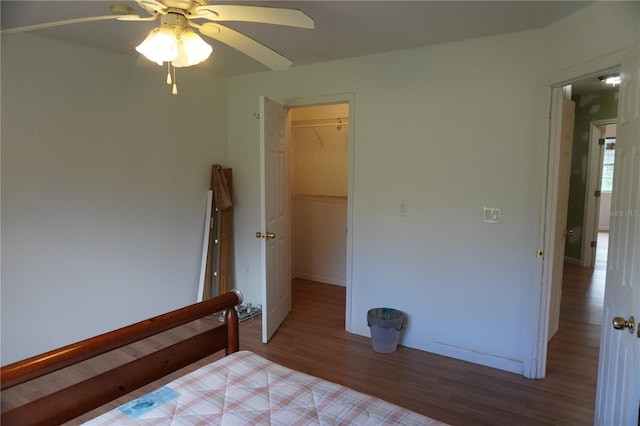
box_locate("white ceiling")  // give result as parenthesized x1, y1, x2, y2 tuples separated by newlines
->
(2, 1, 594, 77)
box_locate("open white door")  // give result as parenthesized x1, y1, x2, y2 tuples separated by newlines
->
(259, 96, 291, 343)
(548, 89, 575, 341)
(594, 47, 640, 425)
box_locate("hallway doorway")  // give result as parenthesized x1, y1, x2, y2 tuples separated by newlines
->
(549, 73, 618, 359)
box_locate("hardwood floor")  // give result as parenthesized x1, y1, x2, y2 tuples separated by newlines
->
(237, 235, 607, 425)
(2, 235, 607, 425)
(239, 268, 603, 426)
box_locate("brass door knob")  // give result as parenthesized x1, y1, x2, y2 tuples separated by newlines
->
(612, 316, 635, 333)
(256, 232, 264, 238)
(563, 229, 574, 237)
(266, 232, 276, 239)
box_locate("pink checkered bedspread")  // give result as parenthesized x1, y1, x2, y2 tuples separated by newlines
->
(83, 350, 447, 425)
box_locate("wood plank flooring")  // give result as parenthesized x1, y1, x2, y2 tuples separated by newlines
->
(238, 267, 602, 426)
(2, 235, 607, 425)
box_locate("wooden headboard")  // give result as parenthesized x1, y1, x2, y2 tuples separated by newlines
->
(1, 289, 242, 425)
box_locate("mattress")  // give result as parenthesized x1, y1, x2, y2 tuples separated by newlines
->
(83, 350, 447, 425)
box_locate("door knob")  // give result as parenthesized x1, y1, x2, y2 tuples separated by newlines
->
(562, 229, 574, 237)
(266, 232, 276, 239)
(256, 232, 265, 238)
(612, 316, 635, 333)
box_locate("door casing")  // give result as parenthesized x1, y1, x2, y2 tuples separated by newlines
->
(529, 50, 628, 379)
(262, 93, 356, 336)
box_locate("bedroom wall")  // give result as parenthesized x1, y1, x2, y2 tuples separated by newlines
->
(1, 33, 228, 364)
(228, 30, 544, 374)
(226, 1, 638, 374)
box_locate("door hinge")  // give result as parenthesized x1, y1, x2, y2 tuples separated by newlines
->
(590, 240, 597, 248)
(598, 138, 605, 146)
(595, 190, 601, 197)
(536, 248, 544, 259)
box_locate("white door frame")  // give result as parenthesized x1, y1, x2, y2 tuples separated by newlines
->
(527, 51, 626, 379)
(582, 118, 617, 267)
(285, 93, 355, 332)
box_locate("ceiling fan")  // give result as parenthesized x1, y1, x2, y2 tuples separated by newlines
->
(3, 1, 314, 92)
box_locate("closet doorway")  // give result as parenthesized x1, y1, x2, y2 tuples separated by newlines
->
(289, 103, 349, 288)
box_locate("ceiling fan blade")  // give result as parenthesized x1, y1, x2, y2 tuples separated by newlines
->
(193, 5, 314, 29)
(1, 14, 156, 34)
(198, 23, 293, 71)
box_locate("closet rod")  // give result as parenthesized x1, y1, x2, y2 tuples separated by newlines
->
(291, 122, 350, 129)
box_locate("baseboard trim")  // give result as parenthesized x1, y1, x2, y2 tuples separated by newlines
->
(564, 256, 581, 265)
(293, 272, 346, 287)
(349, 323, 524, 375)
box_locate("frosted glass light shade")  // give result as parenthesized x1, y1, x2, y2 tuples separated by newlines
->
(172, 29, 213, 68)
(136, 26, 179, 65)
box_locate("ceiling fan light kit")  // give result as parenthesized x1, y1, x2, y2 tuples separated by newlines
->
(2, 1, 315, 95)
(173, 28, 213, 67)
(135, 11, 214, 94)
(135, 25, 181, 65)
(136, 11, 212, 66)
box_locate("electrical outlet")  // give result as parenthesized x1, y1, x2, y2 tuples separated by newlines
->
(398, 200, 408, 216)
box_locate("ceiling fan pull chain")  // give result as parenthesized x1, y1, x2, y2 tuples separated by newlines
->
(166, 62, 172, 85)
(172, 64, 178, 95)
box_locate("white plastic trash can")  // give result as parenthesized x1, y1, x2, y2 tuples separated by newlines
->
(367, 308, 405, 353)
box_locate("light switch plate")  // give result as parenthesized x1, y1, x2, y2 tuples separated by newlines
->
(483, 206, 501, 223)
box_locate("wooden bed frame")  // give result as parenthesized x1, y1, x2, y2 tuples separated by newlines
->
(0, 290, 242, 426)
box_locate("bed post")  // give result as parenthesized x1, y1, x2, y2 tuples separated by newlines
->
(226, 289, 242, 354)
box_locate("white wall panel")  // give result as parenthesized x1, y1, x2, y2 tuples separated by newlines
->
(1, 33, 228, 364)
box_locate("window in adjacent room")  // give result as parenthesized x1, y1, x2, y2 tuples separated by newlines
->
(601, 138, 616, 192)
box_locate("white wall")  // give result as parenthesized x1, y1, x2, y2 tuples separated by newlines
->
(292, 195, 347, 285)
(598, 193, 612, 231)
(290, 103, 349, 197)
(227, 1, 639, 374)
(228, 31, 544, 373)
(1, 33, 228, 364)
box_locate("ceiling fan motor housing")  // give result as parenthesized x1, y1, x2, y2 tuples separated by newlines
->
(161, 10, 187, 31)
(163, 0, 206, 10)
